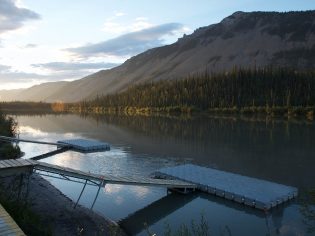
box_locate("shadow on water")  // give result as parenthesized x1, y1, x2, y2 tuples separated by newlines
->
(119, 190, 293, 236)
(119, 193, 197, 235)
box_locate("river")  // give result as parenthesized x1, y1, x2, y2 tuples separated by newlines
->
(12, 113, 315, 235)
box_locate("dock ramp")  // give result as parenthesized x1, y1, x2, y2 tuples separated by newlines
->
(0, 159, 195, 189)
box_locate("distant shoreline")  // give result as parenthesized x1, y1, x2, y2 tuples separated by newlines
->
(1, 104, 314, 121)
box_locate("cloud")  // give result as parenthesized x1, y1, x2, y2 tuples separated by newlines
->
(0, 71, 48, 89)
(32, 61, 120, 71)
(0, 70, 85, 89)
(0, 66, 110, 89)
(0, 70, 48, 81)
(0, 64, 11, 71)
(24, 43, 37, 48)
(114, 12, 125, 17)
(67, 23, 184, 57)
(0, 0, 40, 35)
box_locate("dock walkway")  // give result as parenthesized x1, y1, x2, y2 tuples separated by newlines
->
(0, 159, 196, 189)
(0, 159, 298, 212)
(154, 164, 298, 210)
(0, 136, 110, 153)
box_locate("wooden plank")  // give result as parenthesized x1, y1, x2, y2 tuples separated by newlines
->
(1, 160, 12, 168)
(12, 160, 26, 168)
(0, 161, 10, 168)
(6, 159, 17, 167)
(14, 159, 31, 167)
(0, 204, 25, 235)
(0, 229, 14, 235)
(0, 214, 12, 220)
(0, 162, 7, 169)
(5, 160, 16, 167)
(24, 159, 37, 166)
(5, 160, 19, 167)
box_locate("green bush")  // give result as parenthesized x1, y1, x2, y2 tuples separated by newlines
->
(0, 111, 20, 159)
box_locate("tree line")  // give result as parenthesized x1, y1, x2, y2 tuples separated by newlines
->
(1, 67, 314, 118)
(64, 67, 315, 117)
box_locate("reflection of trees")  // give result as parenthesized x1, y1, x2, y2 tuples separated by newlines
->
(81, 113, 315, 189)
(83, 113, 315, 151)
(300, 189, 315, 233)
(0, 102, 52, 113)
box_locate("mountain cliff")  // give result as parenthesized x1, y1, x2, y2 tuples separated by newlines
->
(1, 10, 315, 102)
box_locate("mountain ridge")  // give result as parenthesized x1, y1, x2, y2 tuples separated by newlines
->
(1, 10, 315, 102)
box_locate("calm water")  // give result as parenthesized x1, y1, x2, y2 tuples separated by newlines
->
(12, 114, 315, 235)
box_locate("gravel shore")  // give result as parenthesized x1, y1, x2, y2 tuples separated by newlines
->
(0, 173, 126, 236)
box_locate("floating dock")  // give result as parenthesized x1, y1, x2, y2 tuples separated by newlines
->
(57, 139, 110, 152)
(154, 164, 298, 210)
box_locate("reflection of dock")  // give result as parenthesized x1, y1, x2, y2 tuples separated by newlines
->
(119, 193, 197, 235)
(154, 164, 298, 210)
(31, 147, 70, 160)
(119, 191, 287, 236)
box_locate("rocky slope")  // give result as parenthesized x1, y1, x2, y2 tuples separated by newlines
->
(1, 10, 315, 102)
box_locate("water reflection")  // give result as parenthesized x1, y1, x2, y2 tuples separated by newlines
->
(119, 193, 197, 235)
(12, 113, 315, 235)
(119, 190, 302, 236)
(15, 113, 315, 187)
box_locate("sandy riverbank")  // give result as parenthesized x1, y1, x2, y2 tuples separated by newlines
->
(0, 172, 126, 235)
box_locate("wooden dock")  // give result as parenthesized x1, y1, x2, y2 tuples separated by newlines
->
(0, 203, 25, 236)
(153, 164, 298, 210)
(0, 159, 298, 212)
(33, 161, 196, 188)
(0, 135, 65, 146)
(0, 159, 34, 177)
(0, 159, 195, 189)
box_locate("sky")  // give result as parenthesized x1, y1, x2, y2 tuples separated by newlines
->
(0, 0, 314, 90)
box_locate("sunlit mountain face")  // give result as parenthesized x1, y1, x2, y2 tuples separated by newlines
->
(1, 8, 315, 102)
